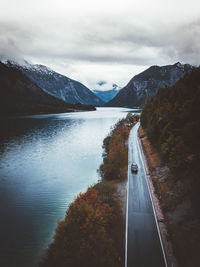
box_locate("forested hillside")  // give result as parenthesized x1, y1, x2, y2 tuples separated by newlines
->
(140, 68, 200, 266)
(141, 67, 200, 178)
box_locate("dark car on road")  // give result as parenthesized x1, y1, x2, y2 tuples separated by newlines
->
(131, 163, 138, 173)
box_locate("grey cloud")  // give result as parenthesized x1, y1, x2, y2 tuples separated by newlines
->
(97, 81, 107, 86)
(0, 22, 32, 63)
(0, 15, 200, 69)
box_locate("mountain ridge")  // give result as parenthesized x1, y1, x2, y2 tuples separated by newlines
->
(105, 62, 194, 108)
(6, 61, 104, 107)
(0, 62, 95, 117)
(93, 83, 121, 102)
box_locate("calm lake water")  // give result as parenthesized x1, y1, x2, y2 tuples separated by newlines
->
(0, 107, 136, 267)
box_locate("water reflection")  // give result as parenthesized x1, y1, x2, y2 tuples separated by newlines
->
(0, 108, 136, 267)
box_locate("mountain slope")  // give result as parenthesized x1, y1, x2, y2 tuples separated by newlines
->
(105, 63, 194, 107)
(93, 84, 121, 103)
(12, 62, 103, 106)
(0, 62, 95, 116)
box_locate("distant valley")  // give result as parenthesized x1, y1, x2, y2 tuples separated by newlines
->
(93, 83, 121, 103)
(0, 60, 195, 117)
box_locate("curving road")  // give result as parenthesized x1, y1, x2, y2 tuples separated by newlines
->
(125, 123, 167, 267)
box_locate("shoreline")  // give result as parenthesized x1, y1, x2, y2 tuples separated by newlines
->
(0, 106, 96, 119)
(40, 113, 139, 267)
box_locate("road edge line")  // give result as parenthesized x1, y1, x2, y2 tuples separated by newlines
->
(125, 127, 133, 267)
(137, 128, 168, 267)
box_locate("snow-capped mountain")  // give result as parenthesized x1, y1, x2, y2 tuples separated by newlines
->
(93, 83, 121, 103)
(105, 62, 194, 108)
(0, 61, 95, 116)
(10, 61, 104, 106)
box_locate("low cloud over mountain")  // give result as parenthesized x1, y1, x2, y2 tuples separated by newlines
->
(0, 0, 200, 89)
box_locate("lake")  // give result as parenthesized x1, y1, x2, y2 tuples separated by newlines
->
(0, 107, 136, 267)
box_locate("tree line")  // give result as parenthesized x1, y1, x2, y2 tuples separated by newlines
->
(141, 67, 200, 213)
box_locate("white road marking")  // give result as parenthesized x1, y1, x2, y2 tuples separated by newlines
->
(125, 123, 168, 267)
(136, 125, 168, 267)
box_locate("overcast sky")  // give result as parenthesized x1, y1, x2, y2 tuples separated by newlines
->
(0, 0, 200, 90)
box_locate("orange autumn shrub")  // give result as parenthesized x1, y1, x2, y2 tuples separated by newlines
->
(99, 114, 139, 181)
(41, 183, 123, 267)
(41, 114, 139, 267)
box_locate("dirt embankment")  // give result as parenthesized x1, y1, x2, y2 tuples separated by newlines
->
(139, 126, 200, 267)
(116, 180, 127, 223)
(138, 127, 178, 267)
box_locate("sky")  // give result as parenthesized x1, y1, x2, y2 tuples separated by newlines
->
(0, 0, 200, 90)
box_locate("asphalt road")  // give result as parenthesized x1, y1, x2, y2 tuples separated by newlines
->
(125, 123, 167, 267)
